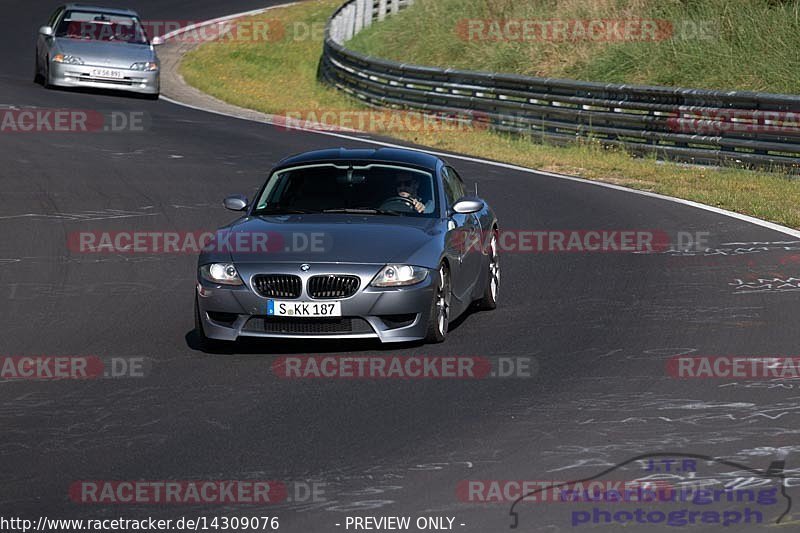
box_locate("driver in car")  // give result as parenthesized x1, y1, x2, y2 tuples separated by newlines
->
(395, 175, 433, 213)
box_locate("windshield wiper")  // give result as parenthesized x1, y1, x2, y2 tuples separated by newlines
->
(322, 208, 403, 216)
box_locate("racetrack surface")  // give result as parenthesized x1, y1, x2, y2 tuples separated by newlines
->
(1, 1, 799, 531)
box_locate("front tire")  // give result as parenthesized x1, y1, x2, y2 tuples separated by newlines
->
(34, 53, 42, 84)
(424, 263, 451, 343)
(476, 228, 500, 310)
(42, 59, 53, 89)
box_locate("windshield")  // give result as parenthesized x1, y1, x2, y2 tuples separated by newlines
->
(253, 164, 439, 217)
(56, 11, 149, 44)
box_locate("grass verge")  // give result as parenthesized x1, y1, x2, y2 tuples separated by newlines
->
(181, 0, 800, 229)
(348, 0, 800, 94)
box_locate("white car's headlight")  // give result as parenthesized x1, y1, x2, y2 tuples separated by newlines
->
(370, 264, 429, 287)
(52, 54, 83, 64)
(130, 62, 159, 71)
(199, 263, 243, 286)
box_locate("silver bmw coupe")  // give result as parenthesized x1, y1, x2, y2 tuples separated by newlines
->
(35, 4, 160, 98)
(195, 148, 500, 347)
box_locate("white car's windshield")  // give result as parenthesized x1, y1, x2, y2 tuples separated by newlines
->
(254, 164, 438, 217)
(56, 11, 149, 44)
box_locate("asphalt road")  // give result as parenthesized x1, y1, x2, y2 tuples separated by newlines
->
(1, 1, 799, 531)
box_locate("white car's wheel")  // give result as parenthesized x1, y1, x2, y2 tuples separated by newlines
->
(42, 58, 53, 89)
(34, 53, 41, 84)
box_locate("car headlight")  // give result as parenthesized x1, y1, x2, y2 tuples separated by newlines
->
(52, 54, 83, 65)
(199, 263, 243, 286)
(370, 264, 429, 287)
(130, 62, 159, 71)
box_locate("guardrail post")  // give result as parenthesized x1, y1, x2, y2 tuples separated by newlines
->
(344, 4, 356, 41)
(378, 0, 388, 21)
(363, 0, 374, 28)
(354, 0, 365, 33)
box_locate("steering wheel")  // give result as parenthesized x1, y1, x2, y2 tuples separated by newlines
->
(379, 195, 418, 212)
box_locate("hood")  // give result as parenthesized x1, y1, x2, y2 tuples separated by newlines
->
(54, 39, 156, 68)
(206, 214, 445, 267)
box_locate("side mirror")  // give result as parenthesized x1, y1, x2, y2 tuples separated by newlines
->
(223, 195, 248, 212)
(39, 26, 54, 37)
(452, 197, 484, 215)
(151, 36, 164, 46)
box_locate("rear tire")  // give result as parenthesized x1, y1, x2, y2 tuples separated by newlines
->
(475, 228, 500, 310)
(424, 263, 451, 343)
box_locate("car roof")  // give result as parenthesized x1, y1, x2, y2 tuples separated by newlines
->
(63, 4, 140, 17)
(275, 148, 446, 173)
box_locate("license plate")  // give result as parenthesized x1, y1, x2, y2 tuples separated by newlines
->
(90, 68, 123, 79)
(267, 300, 341, 318)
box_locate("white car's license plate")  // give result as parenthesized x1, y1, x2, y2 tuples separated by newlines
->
(267, 300, 341, 318)
(90, 68, 123, 79)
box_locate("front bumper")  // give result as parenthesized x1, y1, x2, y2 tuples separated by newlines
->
(49, 62, 160, 95)
(197, 263, 436, 344)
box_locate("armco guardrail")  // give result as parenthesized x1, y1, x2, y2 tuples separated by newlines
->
(319, 0, 800, 170)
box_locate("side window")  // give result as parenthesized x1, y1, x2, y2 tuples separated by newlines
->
(444, 166, 466, 202)
(441, 167, 458, 207)
(450, 167, 466, 199)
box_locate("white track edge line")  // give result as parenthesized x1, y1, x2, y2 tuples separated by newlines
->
(159, 5, 800, 240)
